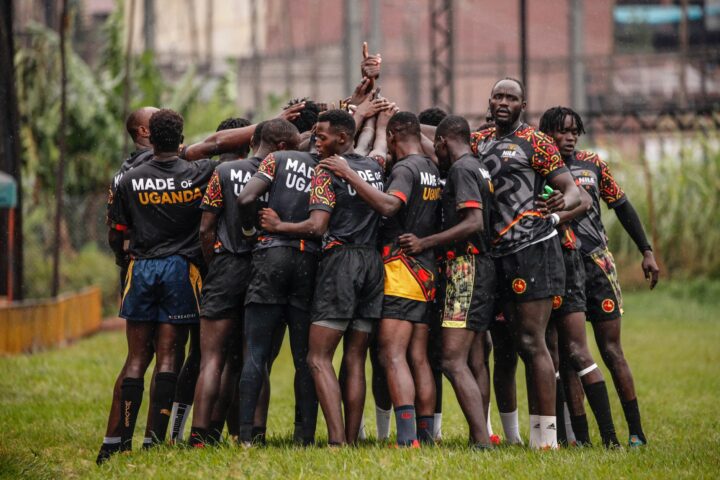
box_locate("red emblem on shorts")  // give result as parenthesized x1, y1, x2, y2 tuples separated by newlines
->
(512, 278, 527, 294)
(601, 298, 615, 313)
(552, 296, 562, 310)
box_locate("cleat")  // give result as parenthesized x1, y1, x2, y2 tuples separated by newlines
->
(490, 434, 502, 446)
(628, 435, 645, 447)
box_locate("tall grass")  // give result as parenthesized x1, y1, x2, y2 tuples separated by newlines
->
(599, 133, 720, 282)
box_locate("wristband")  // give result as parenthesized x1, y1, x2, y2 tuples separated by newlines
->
(242, 226, 257, 237)
(549, 213, 560, 226)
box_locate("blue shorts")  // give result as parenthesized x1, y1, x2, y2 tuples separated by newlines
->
(120, 255, 202, 324)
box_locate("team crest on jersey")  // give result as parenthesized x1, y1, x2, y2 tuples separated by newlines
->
(512, 278, 527, 294)
(601, 298, 615, 313)
(552, 295, 563, 310)
(501, 145, 518, 160)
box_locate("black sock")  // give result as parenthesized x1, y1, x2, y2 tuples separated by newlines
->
(585, 381, 619, 447)
(119, 377, 144, 451)
(434, 370, 443, 415)
(395, 405, 417, 446)
(417, 416, 435, 445)
(149, 372, 178, 444)
(570, 414, 591, 446)
(208, 420, 224, 444)
(96, 439, 121, 465)
(251, 426, 267, 445)
(621, 398, 646, 443)
(238, 424, 253, 444)
(189, 427, 207, 447)
(555, 376, 568, 445)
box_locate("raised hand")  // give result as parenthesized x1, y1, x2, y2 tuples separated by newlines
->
(277, 102, 306, 122)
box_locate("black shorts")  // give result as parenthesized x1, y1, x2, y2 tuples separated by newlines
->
(440, 254, 496, 332)
(583, 248, 623, 322)
(551, 247, 587, 317)
(311, 245, 384, 322)
(496, 236, 565, 303)
(245, 246, 319, 311)
(200, 252, 252, 320)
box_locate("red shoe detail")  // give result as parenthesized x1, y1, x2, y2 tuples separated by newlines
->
(490, 434, 501, 445)
(410, 440, 420, 448)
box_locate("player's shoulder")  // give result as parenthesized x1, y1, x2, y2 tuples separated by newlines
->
(516, 124, 552, 144)
(575, 149, 604, 166)
(471, 127, 495, 144)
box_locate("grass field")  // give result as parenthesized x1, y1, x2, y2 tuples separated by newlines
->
(1, 286, 719, 479)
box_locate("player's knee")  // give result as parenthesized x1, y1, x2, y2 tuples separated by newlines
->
(306, 351, 325, 374)
(600, 342, 625, 366)
(440, 355, 464, 379)
(516, 331, 542, 360)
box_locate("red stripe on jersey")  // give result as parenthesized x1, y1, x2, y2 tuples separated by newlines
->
(388, 190, 408, 204)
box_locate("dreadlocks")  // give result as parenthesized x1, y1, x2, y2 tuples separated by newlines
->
(539, 106, 586, 136)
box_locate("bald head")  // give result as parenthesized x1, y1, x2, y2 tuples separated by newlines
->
(126, 106, 159, 145)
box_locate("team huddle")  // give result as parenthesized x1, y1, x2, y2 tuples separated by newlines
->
(97, 49, 660, 463)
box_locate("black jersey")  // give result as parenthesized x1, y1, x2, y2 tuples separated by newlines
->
(471, 124, 568, 256)
(200, 156, 268, 255)
(308, 153, 385, 250)
(108, 157, 218, 260)
(382, 154, 441, 269)
(106, 148, 153, 216)
(441, 153, 494, 257)
(566, 150, 627, 255)
(253, 150, 320, 253)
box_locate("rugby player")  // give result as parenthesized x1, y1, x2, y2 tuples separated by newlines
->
(471, 78, 581, 449)
(105, 109, 218, 455)
(261, 109, 387, 445)
(97, 106, 157, 464)
(398, 115, 496, 448)
(321, 111, 441, 447)
(235, 118, 319, 446)
(539, 106, 658, 447)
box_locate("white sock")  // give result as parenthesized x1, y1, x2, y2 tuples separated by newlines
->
(358, 414, 367, 440)
(143, 437, 153, 447)
(563, 403, 576, 444)
(103, 436, 121, 445)
(500, 409, 523, 445)
(539, 415, 558, 449)
(529, 414, 541, 448)
(433, 413, 442, 440)
(169, 402, 191, 442)
(486, 403, 494, 436)
(375, 405, 392, 440)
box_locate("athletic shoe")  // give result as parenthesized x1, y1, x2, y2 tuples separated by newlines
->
(490, 434, 502, 446)
(628, 435, 645, 447)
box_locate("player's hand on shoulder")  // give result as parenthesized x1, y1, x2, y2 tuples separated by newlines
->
(319, 155, 352, 179)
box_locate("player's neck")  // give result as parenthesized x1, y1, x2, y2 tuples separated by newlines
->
(449, 144, 472, 163)
(393, 140, 422, 159)
(134, 139, 152, 150)
(494, 119, 522, 138)
(154, 151, 178, 161)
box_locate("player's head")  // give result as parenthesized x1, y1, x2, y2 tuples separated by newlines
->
(216, 117, 252, 158)
(434, 115, 471, 173)
(418, 107, 448, 127)
(148, 109, 184, 154)
(126, 106, 159, 145)
(386, 111, 422, 159)
(260, 118, 301, 152)
(489, 77, 526, 127)
(250, 120, 267, 151)
(539, 106, 585, 157)
(285, 97, 321, 133)
(315, 109, 356, 159)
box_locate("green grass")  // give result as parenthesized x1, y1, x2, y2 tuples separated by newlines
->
(1, 286, 719, 479)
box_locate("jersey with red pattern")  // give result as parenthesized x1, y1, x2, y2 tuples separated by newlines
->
(471, 123, 568, 256)
(566, 150, 626, 255)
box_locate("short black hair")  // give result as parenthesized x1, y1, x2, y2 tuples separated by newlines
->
(387, 111, 422, 140)
(418, 107, 448, 127)
(251, 120, 267, 149)
(260, 118, 299, 146)
(216, 117, 251, 132)
(492, 77, 526, 100)
(538, 106, 586, 136)
(285, 97, 321, 133)
(126, 107, 155, 142)
(317, 109, 356, 137)
(149, 109, 183, 152)
(436, 115, 471, 142)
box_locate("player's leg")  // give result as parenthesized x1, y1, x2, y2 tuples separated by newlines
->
(189, 317, 234, 445)
(558, 312, 619, 447)
(442, 328, 489, 446)
(545, 319, 568, 445)
(407, 322, 436, 445)
(286, 304, 319, 445)
(378, 318, 417, 446)
(427, 305, 444, 441)
(147, 322, 184, 444)
(250, 323, 286, 443)
(307, 323, 346, 445)
(369, 334, 392, 440)
(169, 325, 199, 442)
(490, 318, 522, 444)
(341, 323, 372, 444)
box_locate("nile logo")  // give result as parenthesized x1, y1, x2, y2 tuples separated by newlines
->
(512, 278, 527, 294)
(601, 298, 615, 313)
(552, 295, 563, 310)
